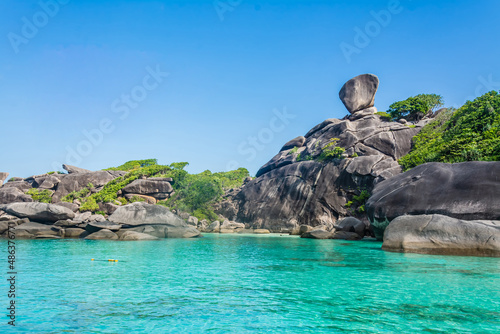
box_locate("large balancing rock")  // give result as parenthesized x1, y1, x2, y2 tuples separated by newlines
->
(366, 161, 500, 240)
(339, 74, 379, 113)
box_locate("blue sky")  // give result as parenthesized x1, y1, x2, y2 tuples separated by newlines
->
(1, 0, 499, 177)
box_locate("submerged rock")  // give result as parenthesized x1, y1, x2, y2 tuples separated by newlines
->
(382, 214, 500, 257)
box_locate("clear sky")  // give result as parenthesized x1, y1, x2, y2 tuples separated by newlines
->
(1, 0, 499, 177)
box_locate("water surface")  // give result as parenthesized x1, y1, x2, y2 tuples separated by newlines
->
(1, 234, 499, 333)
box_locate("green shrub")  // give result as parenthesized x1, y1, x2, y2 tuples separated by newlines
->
(26, 188, 52, 203)
(399, 91, 500, 170)
(130, 195, 146, 203)
(375, 111, 392, 121)
(61, 185, 92, 203)
(117, 197, 128, 205)
(80, 197, 99, 212)
(288, 146, 299, 155)
(317, 138, 345, 162)
(95, 211, 106, 216)
(47, 171, 56, 175)
(105, 159, 158, 171)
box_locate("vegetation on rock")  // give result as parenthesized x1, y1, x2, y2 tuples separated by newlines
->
(387, 93, 443, 121)
(399, 91, 500, 170)
(26, 188, 52, 203)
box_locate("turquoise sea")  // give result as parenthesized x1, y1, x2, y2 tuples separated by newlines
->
(1, 234, 499, 333)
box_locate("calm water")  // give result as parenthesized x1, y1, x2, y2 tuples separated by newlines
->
(1, 234, 499, 333)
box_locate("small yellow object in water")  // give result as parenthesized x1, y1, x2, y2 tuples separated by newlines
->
(91, 258, 94, 261)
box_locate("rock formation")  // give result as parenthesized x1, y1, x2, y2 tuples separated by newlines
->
(382, 214, 500, 257)
(366, 161, 500, 239)
(216, 74, 426, 233)
(0, 172, 8, 186)
(0, 202, 200, 240)
(339, 74, 379, 113)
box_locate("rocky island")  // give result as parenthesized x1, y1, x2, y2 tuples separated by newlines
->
(1, 74, 499, 257)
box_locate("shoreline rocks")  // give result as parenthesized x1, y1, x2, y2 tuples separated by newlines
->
(382, 214, 500, 257)
(366, 161, 500, 239)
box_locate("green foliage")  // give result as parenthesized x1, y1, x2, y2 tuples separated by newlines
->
(288, 146, 299, 155)
(26, 188, 52, 203)
(62, 185, 92, 203)
(95, 211, 106, 216)
(296, 153, 313, 162)
(7, 178, 15, 182)
(105, 159, 158, 171)
(47, 171, 56, 175)
(80, 197, 99, 212)
(388, 97, 429, 121)
(316, 138, 345, 162)
(414, 94, 444, 112)
(351, 152, 359, 158)
(213, 168, 249, 190)
(387, 94, 443, 121)
(65, 158, 248, 219)
(399, 91, 500, 170)
(345, 189, 370, 215)
(118, 197, 128, 205)
(375, 111, 392, 121)
(164, 167, 248, 221)
(91, 164, 172, 204)
(130, 195, 146, 203)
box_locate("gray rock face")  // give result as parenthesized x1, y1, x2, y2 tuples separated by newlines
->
(33, 175, 61, 190)
(0, 172, 8, 186)
(62, 164, 91, 174)
(216, 112, 425, 233)
(339, 74, 379, 113)
(205, 221, 220, 233)
(55, 202, 79, 212)
(85, 229, 119, 240)
(52, 170, 124, 202)
(120, 231, 159, 241)
(63, 228, 86, 238)
(280, 136, 306, 152)
(2, 181, 31, 192)
(301, 229, 333, 239)
(122, 179, 173, 200)
(382, 214, 500, 257)
(335, 217, 368, 238)
(331, 231, 362, 240)
(0, 188, 33, 204)
(14, 222, 59, 238)
(366, 161, 500, 239)
(0, 202, 75, 223)
(108, 202, 200, 238)
(86, 221, 121, 233)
